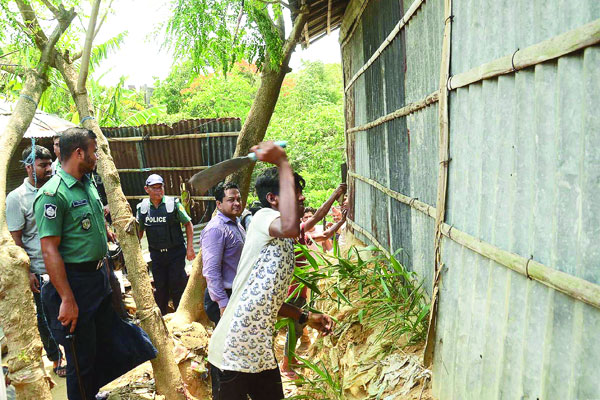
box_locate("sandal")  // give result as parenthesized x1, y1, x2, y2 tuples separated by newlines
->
(53, 358, 67, 378)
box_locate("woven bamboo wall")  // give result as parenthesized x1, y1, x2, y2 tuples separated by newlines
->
(340, 0, 600, 398)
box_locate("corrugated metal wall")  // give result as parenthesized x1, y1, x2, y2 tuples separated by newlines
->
(432, 2, 600, 399)
(343, 0, 441, 294)
(342, 0, 600, 398)
(103, 118, 241, 224)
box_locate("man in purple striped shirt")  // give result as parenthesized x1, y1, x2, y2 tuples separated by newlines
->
(201, 182, 245, 325)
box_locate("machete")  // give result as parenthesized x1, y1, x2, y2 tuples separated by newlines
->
(188, 140, 287, 194)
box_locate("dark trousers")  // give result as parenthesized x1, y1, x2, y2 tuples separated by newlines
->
(42, 265, 157, 400)
(33, 275, 61, 362)
(212, 366, 284, 400)
(149, 245, 188, 315)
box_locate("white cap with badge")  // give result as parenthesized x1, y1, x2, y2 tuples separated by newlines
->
(145, 174, 164, 186)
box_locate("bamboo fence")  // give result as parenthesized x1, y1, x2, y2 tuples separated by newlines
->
(343, 0, 426, 92)
(344, 0, 600, 348)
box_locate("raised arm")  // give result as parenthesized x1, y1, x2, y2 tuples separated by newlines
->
(303, 183, 346, 232)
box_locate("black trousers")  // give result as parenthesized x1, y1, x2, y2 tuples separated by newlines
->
(213, 366, 284, 400)
(149, 244, 188, 315)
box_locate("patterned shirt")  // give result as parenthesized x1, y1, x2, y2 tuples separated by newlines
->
(207, 207, 296, 373)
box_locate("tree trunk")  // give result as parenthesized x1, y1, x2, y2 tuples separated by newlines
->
(0, 71, 53, 400)
(52, 58, 188, 400)
(171, 251, 210, 327)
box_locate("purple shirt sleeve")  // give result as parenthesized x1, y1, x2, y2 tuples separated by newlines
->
(201, 227, 229, 308)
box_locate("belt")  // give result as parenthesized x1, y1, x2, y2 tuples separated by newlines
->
(65, 259, 104, 272)
(149, 245, 182, 253)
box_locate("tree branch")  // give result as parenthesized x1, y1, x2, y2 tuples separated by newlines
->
(93, 0, 114, 41)
(39, 7, 76, 70)
(39, 0, 59, 16)
(14, 0, 49, 50)
(77, 0, 101, 94)
(0, 64, 26, 77)
(256, 0, 291, 9)
(281, 5, 308, 63)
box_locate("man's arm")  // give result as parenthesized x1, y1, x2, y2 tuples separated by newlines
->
(40, 236, 78, 333)
(306, 211, 347, 242)
(9, 230, 24, 248)
(303, 183, 347, 232)
(278, 302, 333, 335)
(201, 228, 229, 312)
(251, 142, 300, 238)
(184, 221, 196, 261)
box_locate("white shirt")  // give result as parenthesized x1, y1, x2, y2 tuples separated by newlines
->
(207, 207, 296, 373)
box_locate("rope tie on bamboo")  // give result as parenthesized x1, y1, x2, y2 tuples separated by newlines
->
(19, 94, 37, 106)
(446, 75, 454, 91)
(447, 224, 454, 238)
(409, 197, 418, 208)
(444, 15, 454, 25)
(525, 255, 533, 280)
(511, 48, 520, 73)
(440, 157, 452, 166)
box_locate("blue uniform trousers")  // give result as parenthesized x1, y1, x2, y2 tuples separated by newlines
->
(149, 244, 188, 315)
(33, 275, 61, 362)
(42, 264, 157, 400)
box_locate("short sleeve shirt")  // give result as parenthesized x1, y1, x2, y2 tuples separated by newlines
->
(207, 207, 296, 373)
(34, 169, 108, 263)
(6, 179, 45, 274)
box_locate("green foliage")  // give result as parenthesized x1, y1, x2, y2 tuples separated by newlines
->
(151, 60, 345, 206)
(163, 0, 287, 75)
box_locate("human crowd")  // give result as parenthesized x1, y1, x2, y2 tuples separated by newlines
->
(4, 126, 348, 400)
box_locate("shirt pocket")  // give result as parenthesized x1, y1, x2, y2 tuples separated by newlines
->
(69, 203, 94, 230)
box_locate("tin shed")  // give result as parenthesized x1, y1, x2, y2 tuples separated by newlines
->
(335, 0, 600, 398)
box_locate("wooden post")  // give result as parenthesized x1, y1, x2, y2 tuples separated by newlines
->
(424, 0, 452, 367)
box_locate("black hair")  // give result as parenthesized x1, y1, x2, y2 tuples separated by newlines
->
(303, 207, 316, 214)
(255, 167, 305, 208)
(21, 145, 52, 166)
(52, 133, 61, 141)
(59, 127, 96, 161)
(214, 182, 240, 202)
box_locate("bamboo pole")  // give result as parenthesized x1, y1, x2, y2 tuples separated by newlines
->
(125, 195, 215, 201)
(449, 18, 600, 90)
(344, 0, 426, 93)
(346, 219, 392, 259)
(439, 224, 600, 310)
(423, 0, 453, 367)
(106, 131, 239, 142)
(349, 171, 436, 218)
(117, 166, 209, 173)
(346, 90, 439, 134)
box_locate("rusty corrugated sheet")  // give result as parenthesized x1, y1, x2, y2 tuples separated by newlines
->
(103, 118, 241, 224)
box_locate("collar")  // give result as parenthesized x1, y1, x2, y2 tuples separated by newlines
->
(150, 196, 166, 209)
(23, 177, 37, 192)
(216, 210, 237, 224)
(57, 168, 89, 188)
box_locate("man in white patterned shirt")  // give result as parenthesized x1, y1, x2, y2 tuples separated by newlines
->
(207, 141, 333, 400)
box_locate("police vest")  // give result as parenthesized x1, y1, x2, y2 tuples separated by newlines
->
(137, 197, 184, 250)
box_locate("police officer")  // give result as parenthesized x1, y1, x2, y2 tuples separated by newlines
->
(137, 174, 195, 315)
(34, 127, 157, 400)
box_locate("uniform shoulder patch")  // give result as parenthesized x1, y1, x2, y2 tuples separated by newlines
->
(44, 204, 58, 219)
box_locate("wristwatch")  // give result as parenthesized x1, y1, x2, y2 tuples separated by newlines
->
(298, 310, 309, 325)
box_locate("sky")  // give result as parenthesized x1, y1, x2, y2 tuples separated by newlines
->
(94, 0, 342, 88)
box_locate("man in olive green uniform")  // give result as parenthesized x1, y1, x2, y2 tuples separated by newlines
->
(34, 127, 157, 400)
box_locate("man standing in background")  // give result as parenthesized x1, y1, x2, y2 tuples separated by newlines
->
(137, 174, 195, 315)
(201, 182, 245, 325)
(6, 145, 65, 377)
(51, 133, 61, 175)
